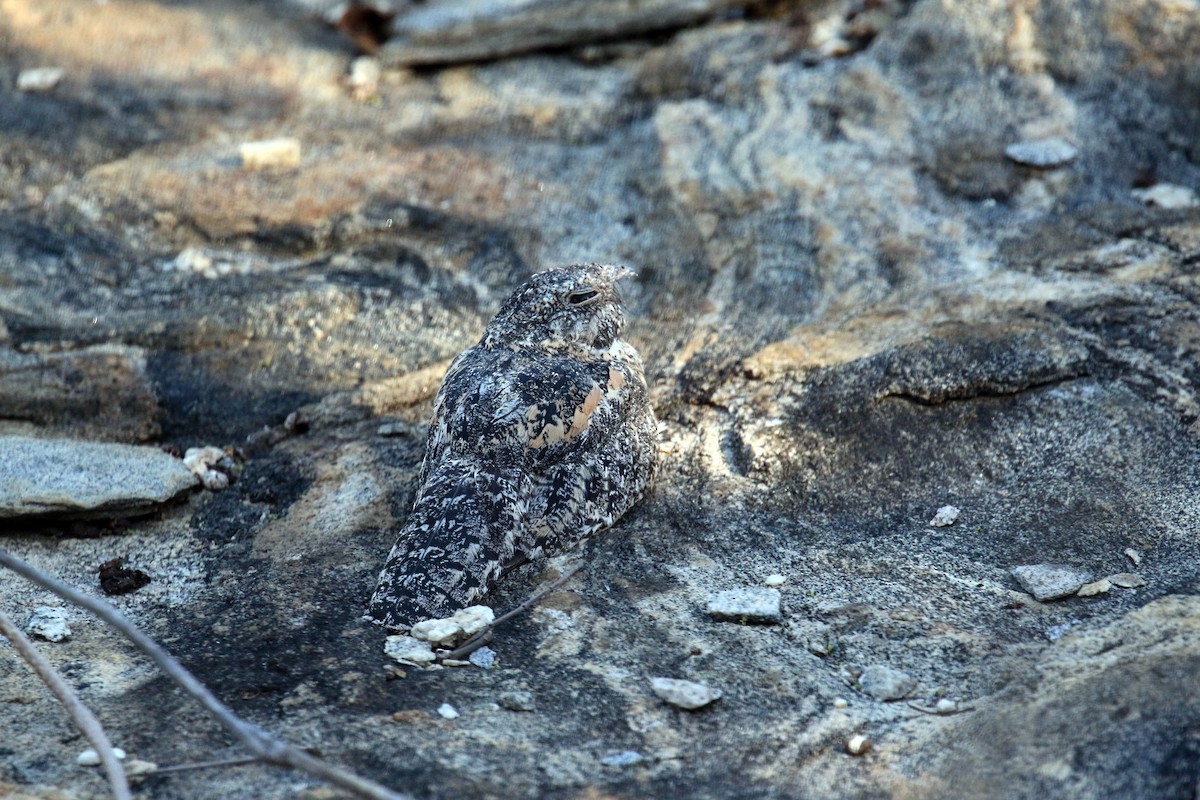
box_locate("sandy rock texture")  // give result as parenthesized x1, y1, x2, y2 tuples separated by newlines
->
(2, 0, 1199, 798)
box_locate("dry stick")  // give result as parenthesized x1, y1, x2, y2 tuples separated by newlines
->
(440, 564, 583, 661)
(151, 755, 261, 774)
(0, 608, 133, 800)
(0, 548, 412, 800)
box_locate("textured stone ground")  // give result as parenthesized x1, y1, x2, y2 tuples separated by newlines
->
(1, 0, 1199, 798)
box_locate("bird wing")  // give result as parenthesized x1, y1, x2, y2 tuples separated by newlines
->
(420, 347, 618, 479)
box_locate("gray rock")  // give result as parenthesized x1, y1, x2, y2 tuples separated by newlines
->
(497, 690, 536, 712)
(26, 607, 71, 643)
(706, 588, 783, 624)
(0, 436, 195, 519)
(1011, 564, 1092, 601)
(650, 677, 721, 710)
(858, 665, 917, 702)
(1004, 138, 1079, 168)
(468, 646, 497, 668)
(381, 0, 745, 66)
(600, 751, 644, 767)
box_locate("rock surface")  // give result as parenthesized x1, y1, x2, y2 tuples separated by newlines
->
(2, 1, 1200, 799)
(0, 436, 196, 518)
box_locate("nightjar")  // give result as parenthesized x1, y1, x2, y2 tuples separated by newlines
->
(367, 264, 657, 630)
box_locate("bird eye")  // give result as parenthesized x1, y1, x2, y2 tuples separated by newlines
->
(566, 289, 600, 306)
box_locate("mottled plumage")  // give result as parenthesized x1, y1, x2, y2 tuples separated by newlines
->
(367, 264, 657, 630)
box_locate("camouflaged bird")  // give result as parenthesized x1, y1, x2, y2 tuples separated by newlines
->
(367, 264, 657, 630)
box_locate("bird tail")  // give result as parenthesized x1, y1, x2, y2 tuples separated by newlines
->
(366, 459, 526, 631)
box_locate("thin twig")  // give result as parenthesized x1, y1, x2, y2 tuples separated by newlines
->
(0, 548, 412, 800)
(151, 755, 260, 774)
(440, 565, 583, 660)
(0, 608, 132, 800)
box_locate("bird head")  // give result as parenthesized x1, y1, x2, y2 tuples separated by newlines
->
(483, 263, 633, 355)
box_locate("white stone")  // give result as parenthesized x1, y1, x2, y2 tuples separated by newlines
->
(168, 247, 213, 275)
(183, 446, 226, 476)
(935, 698, 959, 714)
(1004, 138, 1078, 167)
(706, 587, 782, 624)
(410, 618, 464, 646)
(240, 137, 302, 170)
(928, 505, 960, 527)
(200, 469, 230, 492)
(383, 635, 436, 667)
(77, 748, 125, 766)
(1132, 183, 1198, 209)
(17, 67, 65, 92)
(451, 605, 494, 636)
(763, 573, 786, 587)
(845, 734, 872, 755)
(1124, 548, 1143, 566)
(27, 606, 71, 642)
(649, 677, 721, 710)
(436, 703, 460, 719)
(832, 697, 849, 709)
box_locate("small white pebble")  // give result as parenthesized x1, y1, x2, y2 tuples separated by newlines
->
(1124, 548, 1142, 566)
(763, 574, 786, 587)
(239, 137, 302, 170)
(1132, 183, 1198, 209)
(929, 505, 960, 527)
(451, 605, 495, 636)
(410, 618, 464, 646)
(935, 698, 958, 714)
(183, 446, 225, 475)
(17, 67, 65, 92)
(77, 748, 125, 767)
(200, 469, 229, 492)
(832, 697, 849, 709)
(845, 735, 872, 756)
(436, 703, 460, 720)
